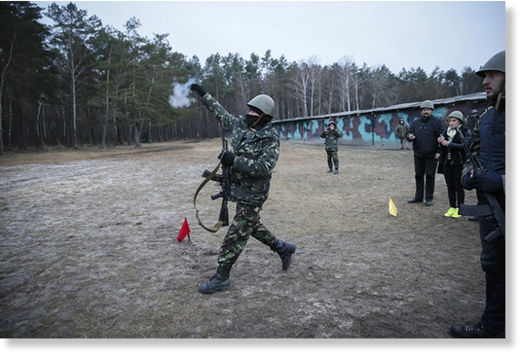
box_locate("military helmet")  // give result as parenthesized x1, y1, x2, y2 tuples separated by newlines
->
(476, 50, 505, 77)
(328, 119, 337, 127)
(448, 110, 464, 123)
(471, 109, 478, 115)
(420, 100, 434, 110)
(247, 94, 275, 118)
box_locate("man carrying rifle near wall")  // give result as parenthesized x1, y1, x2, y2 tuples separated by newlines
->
(450, 50, 506, 338)
(190, 83, 296, 294)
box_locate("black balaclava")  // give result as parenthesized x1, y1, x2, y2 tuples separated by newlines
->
(246, 106, 271, 130)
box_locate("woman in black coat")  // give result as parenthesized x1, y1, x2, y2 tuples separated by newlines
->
(437, 110, 471, 218)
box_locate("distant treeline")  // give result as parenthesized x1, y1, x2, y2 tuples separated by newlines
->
(0, 1, 484, 153)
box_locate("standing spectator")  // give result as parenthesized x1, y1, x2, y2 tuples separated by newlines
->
(395, 118, 409, 150)
(320, 120, 342, 174)
(406, 100, 445, 206)
(437, 111, 471, 218)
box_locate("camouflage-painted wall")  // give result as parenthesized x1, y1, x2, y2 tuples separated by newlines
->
(273, 97, 488, 148)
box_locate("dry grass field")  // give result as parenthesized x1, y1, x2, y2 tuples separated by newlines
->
(0, 140, 484, 338)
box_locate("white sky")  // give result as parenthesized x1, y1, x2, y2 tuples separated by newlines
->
(34, 0, 507, 74)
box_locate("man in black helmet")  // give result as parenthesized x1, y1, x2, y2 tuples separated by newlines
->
(190, 83, 296, 294)
(450, 50, 505, 338)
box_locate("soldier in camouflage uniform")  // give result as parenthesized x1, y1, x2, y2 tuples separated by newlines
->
(466, 109, 480, 134)
(466, 109, 484, 222)
(395, 118, 409, 150)
(190, 83, 296, 294)
(320, 120, 342, 174)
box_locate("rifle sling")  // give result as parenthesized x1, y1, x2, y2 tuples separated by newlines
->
(193, 160, 224, 233)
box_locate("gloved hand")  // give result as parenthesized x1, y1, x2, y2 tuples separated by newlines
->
(190, 83, 206, 97)
(461, 171, 476, 190)
(218, 151, 235, 166)
(475, 171, 503, 194)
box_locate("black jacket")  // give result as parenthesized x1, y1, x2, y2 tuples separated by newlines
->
(438, 126, 471, 166)
(407, 116, 445, 158)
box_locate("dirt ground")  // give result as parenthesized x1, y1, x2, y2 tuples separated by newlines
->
(0, 139, 484, 338)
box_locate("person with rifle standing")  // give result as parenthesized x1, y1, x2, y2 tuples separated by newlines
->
(406, 100, 445, 206)
(450, 50, 505, 338)
(437, 111, 471, 219)
(190, 83, 296, 294)
(320, 120, 342, 174)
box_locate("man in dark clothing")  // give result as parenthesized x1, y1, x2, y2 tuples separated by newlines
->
(450, 50, 505, 338)
(406, 100, 445, 206)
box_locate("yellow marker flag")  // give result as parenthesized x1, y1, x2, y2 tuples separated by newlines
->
(389, 197, 397, 216)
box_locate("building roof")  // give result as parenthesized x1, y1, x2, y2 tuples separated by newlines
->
(272, 92, 487, 124)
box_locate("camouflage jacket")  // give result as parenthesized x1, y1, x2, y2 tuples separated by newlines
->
(395, 123, 409, 140)
(466, 114, 480, 133)
(320, 128, 342, 151)
(201, 93, 280, 207)
(462, 112, 482, 177)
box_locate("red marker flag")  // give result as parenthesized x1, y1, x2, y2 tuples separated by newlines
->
(177, 217, 191, 242)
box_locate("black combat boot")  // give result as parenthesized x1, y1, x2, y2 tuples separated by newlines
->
(271, 238, 296, 270)
(449, 323, 505, 338)
(198, 264, 231, 294)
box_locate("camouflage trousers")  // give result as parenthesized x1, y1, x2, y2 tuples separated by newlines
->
(218, 203, 276, 266)
(326, 150, 339, 169)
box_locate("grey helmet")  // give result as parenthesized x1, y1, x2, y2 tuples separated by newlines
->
(476, 50, 505, 77)
(247, 94, 275, 118)
(448, 110, 464, 124)
(420, 100, 434, 109)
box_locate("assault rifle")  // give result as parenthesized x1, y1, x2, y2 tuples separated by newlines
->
(202, 137, 230, 227)
(459, 142, 505, 242)
(193, 134, 231, 233)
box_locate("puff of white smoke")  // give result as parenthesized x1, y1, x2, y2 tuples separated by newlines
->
(169, 77, 197, 108)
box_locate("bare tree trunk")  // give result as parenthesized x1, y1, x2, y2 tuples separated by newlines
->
(0, 30, 17, 155)
(317, 79, 322, 115)
(134, 117, 142, 148)
(8, 94, 13, 148)
(346, 72, 351, 112)
(61, 105, 67, 146)
(101, 44, 112, 149)
(144, 72, 155, 144)
(42, 103, 47, 145)
(310, 81, 314, 116)
(111, 84, 119, 146)
(297, 69, 309, 117)
(72, 71, 78, 148)
(36, 101, 42, 146)
(355, 83, 360, 111)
